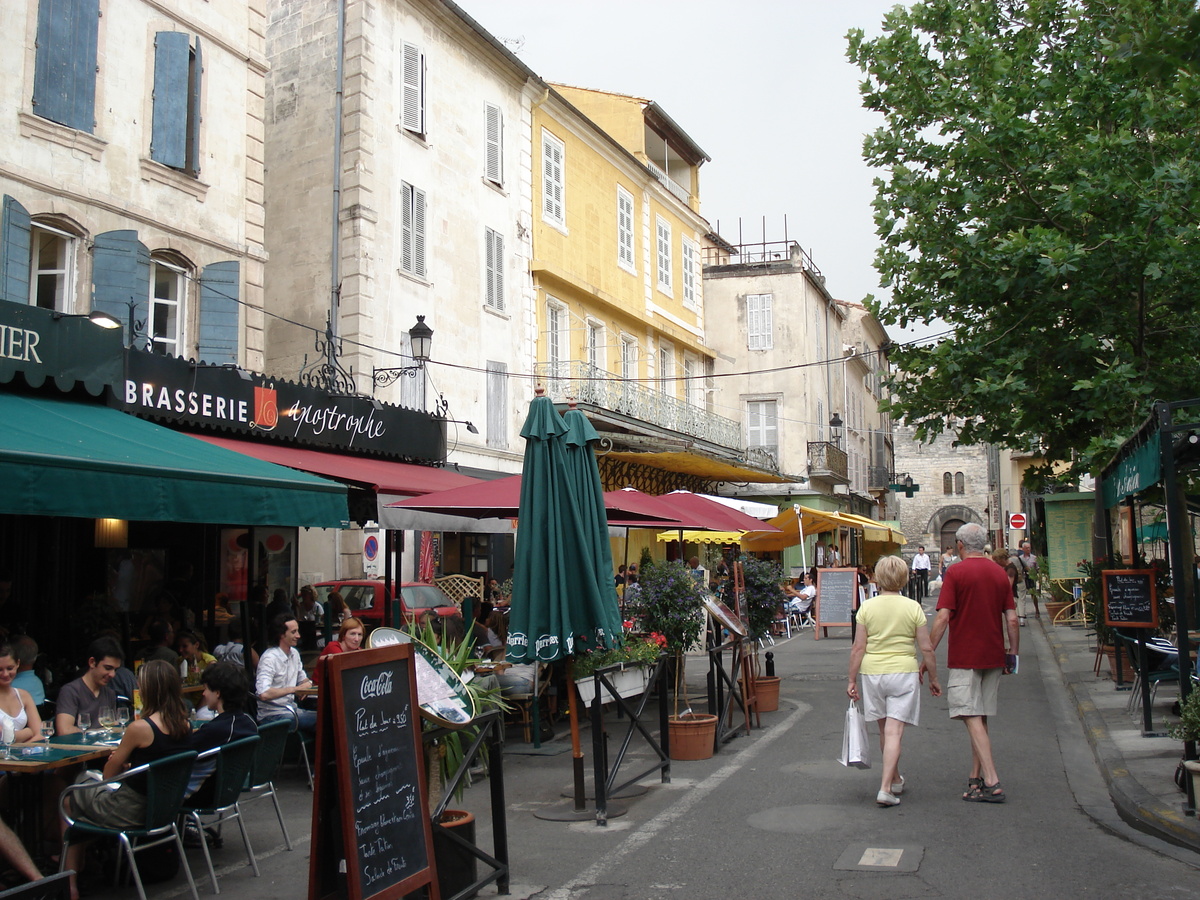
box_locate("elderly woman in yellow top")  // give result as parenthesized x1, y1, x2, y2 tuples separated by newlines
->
(847, 555, 942, 807)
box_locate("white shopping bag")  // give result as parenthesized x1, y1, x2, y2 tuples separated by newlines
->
(837, 700, 871, 769)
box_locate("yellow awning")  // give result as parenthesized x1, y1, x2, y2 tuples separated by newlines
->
(656, 530, 743, 544)
(603, 450, 792, 484)
(839, 513, 906, 544)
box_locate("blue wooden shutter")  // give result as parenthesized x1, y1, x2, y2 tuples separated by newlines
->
(32, 0, 99, 132)
(197, 260, 239, 365)
(1, 196, 32, 305)
(92, 230, 150, 347)
(187, 38, 203, 176)
(151, 32, 190, 169)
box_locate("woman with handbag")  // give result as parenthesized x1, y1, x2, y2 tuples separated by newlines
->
(847, 555, 941, 807)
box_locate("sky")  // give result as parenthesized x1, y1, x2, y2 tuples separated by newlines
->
(460, 0, 933, 342)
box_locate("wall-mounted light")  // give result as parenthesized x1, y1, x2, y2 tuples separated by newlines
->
(94, 518, 128, 548)
(373, 316, 434, 389)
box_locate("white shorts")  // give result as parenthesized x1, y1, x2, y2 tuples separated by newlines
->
(860, 672, 921, 725)
(947, 667, 1001, 718)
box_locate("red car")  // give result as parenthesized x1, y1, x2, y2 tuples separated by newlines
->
(313, 580, 460, 629)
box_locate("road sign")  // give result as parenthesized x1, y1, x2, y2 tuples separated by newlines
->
(1008, 512, 1027, 530)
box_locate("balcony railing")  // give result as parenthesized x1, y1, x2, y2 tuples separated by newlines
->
(534, 361, 741, 449)
(646, 161, 691, 205)
(868, 465, 892, 492)
(808, 441, 849, 483)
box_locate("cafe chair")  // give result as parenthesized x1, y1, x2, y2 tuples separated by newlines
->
(180, 735, 261, 893)
(508, 662, 553, 743)
(1116, 631, 1178, 715)
(240, 718, 293, 852)
(0, 871, 73, 900)
(58, 750, 200, 900)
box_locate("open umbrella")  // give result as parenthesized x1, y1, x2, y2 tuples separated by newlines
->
(657, 490, 784, 533)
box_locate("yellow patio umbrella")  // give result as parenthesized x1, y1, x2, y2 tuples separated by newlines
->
(838, 513, 906, 544)
(740, 505, 852, 553)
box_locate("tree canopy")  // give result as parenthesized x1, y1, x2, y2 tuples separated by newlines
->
(848, 0, 1200, 484)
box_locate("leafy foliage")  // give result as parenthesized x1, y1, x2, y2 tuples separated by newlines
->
(573, 634, 665, 679)
(720, 556, 786, 641)
(847, 0, 1200, 481)
(629, 560, 705, 653)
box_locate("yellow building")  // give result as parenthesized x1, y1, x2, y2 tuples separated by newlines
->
(531, 85, 788, 496)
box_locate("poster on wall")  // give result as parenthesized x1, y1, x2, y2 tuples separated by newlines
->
(106, 550, 166, 614)
(220, 529, 249, 604)
(257, 528, 298, 602)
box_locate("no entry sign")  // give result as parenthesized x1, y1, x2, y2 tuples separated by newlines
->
(1008, 512, 1027, 530)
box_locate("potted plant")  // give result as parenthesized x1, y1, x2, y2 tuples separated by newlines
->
(627, 559, 713, 759)
(723, 555, 787, 711)
(573, 634, 665, 705)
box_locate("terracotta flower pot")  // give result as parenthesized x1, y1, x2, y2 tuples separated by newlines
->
(668, 713, 718, 761)
(754, 675, 781, 712)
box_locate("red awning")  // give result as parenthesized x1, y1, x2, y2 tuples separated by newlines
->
(194, 435, 480, 496)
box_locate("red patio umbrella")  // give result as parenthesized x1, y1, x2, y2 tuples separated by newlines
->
(600, 488, 709, 530)
(655, 490, 782, 534)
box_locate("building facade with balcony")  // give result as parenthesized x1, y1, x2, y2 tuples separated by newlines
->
(530, 86, 789, 497)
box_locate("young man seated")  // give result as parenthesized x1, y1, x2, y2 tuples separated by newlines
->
(187, 661, 258, 806)
(55, 637, 122, 736)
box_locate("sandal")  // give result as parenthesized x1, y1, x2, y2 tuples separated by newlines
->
(964, 781, 1006, 803)
(962, 776, 983, 799)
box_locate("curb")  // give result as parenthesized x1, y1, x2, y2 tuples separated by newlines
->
(1041, 622, 1200, 853)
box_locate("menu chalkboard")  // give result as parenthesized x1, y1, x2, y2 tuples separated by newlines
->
(1103, 569, 1157, 629)
(309, 645, 439, 900)
(816, 568, 858, 637)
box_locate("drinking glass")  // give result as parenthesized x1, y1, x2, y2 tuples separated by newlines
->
(116, 707, 130, 728)
(77, 712, 91, 741)
(40, 720, 53, 742)
(98, 706, 116, 731)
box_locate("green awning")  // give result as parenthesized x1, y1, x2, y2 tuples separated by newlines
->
(0, 393, 349, 526)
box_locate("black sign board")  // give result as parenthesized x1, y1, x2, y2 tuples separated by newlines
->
(815, 568, 859, 636)
(1103, 569, 1158, 629)
(118, 350, 445, 461)
(309, 644, 439, 900)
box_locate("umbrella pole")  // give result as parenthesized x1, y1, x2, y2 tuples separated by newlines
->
(566, 656, 587, 811)
(795, 504, 807, 571)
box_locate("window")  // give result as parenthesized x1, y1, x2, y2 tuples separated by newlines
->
(486, 361, 507, 449)
(658, 345, 673, 394)
(401, 41, 425, 136)
(542, 131, 565, 227)
(747, 293, 773, 350)
(955, 472, 965, 495)
(747, 400, 779, 454)
(484, 227, 504, 310)
(30, 222, 76, 312)
(655, 216, 672, 292)
(32, 0, 99, 133)
(617, 187, 635, 271)
(398, 331, 423, 409)
(151, 32, 203, 175)
(149, 257, 186, 356)
(485, 103, 503, 185)
(681, 237, 697, 309)
(943, 472, 953, 495)
(620, 335, 637, 380)
(400, 182, 427, 278)
(545, 299, 567, 380)
(586, 320, 603, 370)
(682, 356, 697, 406)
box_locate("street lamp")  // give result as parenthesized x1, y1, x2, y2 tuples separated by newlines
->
(829, 412, 844, 447)
(373, 316, 434, 389)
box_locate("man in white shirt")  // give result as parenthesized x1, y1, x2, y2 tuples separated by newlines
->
(911, 546, 932, 602)
(256, 614, 316, 733)
(1015, 540, 1040, 618)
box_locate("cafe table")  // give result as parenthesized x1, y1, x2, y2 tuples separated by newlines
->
(0, 734, 118, 853)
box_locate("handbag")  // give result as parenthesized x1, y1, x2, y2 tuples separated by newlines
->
(838, 700, 871, 769)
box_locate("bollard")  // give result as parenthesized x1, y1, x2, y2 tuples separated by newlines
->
(765, 651, 775, 677)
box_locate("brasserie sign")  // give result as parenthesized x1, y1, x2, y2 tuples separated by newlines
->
(117, 351, 445, 461)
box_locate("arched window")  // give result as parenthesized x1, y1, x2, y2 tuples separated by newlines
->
(149, 251, 192, 357)
(955, 472, 965, 495)
(943, 472, 953, 495)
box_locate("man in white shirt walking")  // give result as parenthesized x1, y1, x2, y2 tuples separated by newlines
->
(911, 545, 932, 602)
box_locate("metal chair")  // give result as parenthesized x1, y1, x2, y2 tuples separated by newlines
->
(239, 718, 293, 851)
(261, 707, 313, 789)
(180, 736, 261, 893)
(1117, 632, 1178, 714)
(58, 750, 200, 900)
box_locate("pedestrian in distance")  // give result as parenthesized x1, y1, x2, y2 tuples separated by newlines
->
(927, 522, 1019, 803)
(911, 545, 932, 602)
(847, 555, 941, 808)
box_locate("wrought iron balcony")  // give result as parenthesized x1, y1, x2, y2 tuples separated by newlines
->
(868, 465, 892, 492)
(534, 361, 741, 450)
(807, 441, 849, 483)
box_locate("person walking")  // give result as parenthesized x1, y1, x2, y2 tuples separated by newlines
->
(1015, 539, 1040, 619)
(911, 546, 932, 602)
(927, 523, 1019, 803)
(847, 556, 941, 808)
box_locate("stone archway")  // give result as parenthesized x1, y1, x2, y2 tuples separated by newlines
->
(927, 504, 984, 555)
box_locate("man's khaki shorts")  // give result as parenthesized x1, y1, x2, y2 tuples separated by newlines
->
(947, 667, 1001, 718)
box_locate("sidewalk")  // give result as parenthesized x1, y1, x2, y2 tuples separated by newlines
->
(1038, 615, 1200, 852)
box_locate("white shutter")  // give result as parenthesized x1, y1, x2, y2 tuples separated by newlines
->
(747, 294, 761, 350)
(542, 132, 564, 224)
(682, 238, 696, 308)
(401, 42, 424, 134)
(486, 361, 507, 448)
(485, 103, 502, 184)
(617, 187, 634, 269)
(761, 294, 774, 349)
(485, 228, 504, 310)
(412, 187, 427, 277)
(400, 182, 414, 274)
(656, 217, 671, 290)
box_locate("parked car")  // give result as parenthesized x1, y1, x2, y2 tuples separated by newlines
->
(313, 580, 461, 629)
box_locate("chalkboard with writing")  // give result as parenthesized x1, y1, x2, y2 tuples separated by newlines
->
(308, 644, 439, 900)
(816, 568, 858, 634)
(1103, 569, 1157, 629)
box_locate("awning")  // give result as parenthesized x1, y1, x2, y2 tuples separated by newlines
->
(840, 513, 906, 544)
(0, 394, 348, 526)
(656, 530, 744, 544)
(603, 450, 794, 484)
(741, 506, 860, 552)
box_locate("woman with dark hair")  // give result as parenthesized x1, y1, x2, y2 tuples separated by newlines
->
(186, 661, 257, 806)
(64, 660, 192, 899)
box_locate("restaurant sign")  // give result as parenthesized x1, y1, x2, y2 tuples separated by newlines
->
(1100, 431, 1161, 509)
(0, 302, 123, 396)
(117, 351, 445, 461)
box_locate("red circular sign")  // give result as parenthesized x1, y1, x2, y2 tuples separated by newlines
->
(1009, 512, 1027, 529)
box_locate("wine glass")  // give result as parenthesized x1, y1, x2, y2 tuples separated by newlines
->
(116, 706, 130, 729)
(77, 712, 91, 741)
(40, 720, 53, 743)
(98, 706, 116, 732)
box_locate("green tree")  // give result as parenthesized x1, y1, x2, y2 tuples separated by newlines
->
(848, 0, 1200, 484)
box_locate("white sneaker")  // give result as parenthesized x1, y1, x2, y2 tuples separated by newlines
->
(876, 791, 900, 807)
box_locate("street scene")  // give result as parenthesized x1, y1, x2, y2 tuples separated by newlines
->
(2, 0, 1200, 899)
